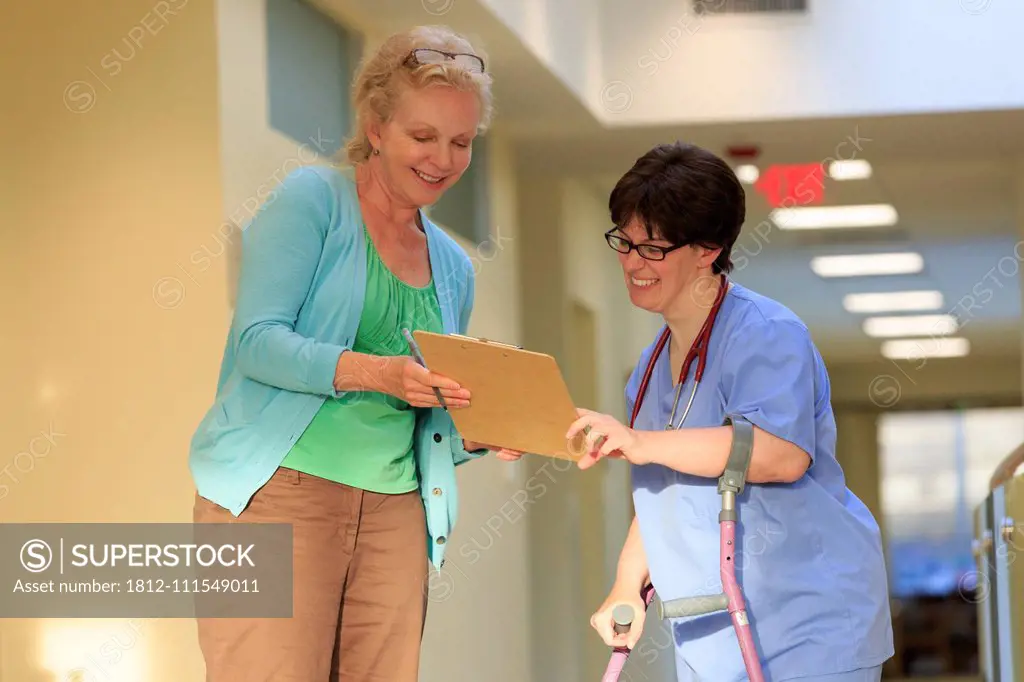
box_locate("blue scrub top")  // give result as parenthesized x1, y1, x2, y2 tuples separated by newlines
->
(627, 281, 894, 681)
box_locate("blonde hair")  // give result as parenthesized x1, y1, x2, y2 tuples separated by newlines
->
(342, 25, 494, 165)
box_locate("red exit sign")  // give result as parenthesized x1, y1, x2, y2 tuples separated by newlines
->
(753, 163, 825, 208)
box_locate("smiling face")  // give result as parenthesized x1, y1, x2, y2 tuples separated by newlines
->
(368, 84, 481, 209)
(614, 218, 720, 317)
(607, 143, 746, 316)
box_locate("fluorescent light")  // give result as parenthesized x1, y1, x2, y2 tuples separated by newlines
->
(843, 290, 944, 313)
(772, 204, 897, 230)
(735, 164, 759, 184)
(811, 252, 924, 278)
(863, 314, 958, 338)
(882, 337, 970, 360)
(829, 159, 872, 180)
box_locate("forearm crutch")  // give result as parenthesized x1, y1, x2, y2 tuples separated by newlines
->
(602, 416, 765, 682)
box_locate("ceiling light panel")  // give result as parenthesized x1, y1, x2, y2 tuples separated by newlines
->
(881, 337, 970, 360)
(811, 252, 924, 278)
(772, 204, 898, 230)
(735, 164, 759, 184)
(863, 314, 958, 338)
(843, 290, 944, 313)
(828, 159, 872, 180)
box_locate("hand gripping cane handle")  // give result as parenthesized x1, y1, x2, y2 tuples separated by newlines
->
(612, 604, 635, 634)
(613, 582, 656, 635)
(602, 584, 656, 682)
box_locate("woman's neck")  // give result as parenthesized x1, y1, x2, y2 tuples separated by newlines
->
(665, 273, 723, 356)
(354, 162, 421, 233)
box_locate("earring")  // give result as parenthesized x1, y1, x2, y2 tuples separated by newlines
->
(372, 148, 380, 156)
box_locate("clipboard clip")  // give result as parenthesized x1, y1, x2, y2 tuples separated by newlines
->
(449, 333, 523, 350)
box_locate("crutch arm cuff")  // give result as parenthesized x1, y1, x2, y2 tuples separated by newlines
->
(718, 415, 755, 494)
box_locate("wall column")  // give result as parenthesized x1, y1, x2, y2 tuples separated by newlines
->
(517, 173, 583, 682)
(835, 409, 885, 545)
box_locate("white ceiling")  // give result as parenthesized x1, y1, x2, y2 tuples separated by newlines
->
(314, 0, 1024, 364)
(513, 111, 1024, 362)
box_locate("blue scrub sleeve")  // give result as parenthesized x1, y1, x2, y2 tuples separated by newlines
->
(719, 320, 818, 463)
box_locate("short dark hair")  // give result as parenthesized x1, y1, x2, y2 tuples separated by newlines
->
(608, 141, 745, 274)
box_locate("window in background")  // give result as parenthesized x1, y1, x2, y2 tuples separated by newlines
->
(266, 0, 362, 157)
(879, 406, 1023, 677)
(880, 407, 1023, 598)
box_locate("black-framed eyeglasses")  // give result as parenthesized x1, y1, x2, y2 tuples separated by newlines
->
(604, 228, 688, 261)
(404, 48, 485, 74)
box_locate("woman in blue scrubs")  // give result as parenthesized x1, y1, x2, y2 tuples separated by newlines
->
(567, 142, 894, 681)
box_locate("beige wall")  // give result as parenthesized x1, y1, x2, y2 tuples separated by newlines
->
(1, 0, 221, 680)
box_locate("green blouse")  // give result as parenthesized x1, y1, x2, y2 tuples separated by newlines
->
(280, 226, 444, 493)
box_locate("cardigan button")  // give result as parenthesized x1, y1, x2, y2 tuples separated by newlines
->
(433, 433, 442, 443)
(432, 487, 442, 496)
(436, 536, 446, 545)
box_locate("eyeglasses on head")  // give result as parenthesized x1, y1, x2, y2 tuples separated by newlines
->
(404, 48, 485, 74)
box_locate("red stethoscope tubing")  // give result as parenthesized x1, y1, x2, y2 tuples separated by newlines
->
(628, 274, 729, 429)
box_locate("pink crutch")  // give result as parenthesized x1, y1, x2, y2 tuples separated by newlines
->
(602, 416, 765, 682)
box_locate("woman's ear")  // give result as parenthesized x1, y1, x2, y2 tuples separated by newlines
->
(699, 246, 723, 269)
(366, 121, 383, 154)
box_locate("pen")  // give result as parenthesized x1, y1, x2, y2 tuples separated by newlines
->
(401, 328, 448, 411)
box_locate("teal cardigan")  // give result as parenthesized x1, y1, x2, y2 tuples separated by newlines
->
(188, 164, 484, 568)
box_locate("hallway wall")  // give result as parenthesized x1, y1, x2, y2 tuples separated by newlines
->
(1, 0, 222, 679)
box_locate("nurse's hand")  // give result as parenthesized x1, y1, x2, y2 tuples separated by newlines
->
(566, 408, 650, 469)
(591, 584, 647, 650)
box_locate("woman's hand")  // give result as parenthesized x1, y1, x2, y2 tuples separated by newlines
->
(493, 448, 525, 461)
(566, 408, 651, 470)
(463, 440, 526, 461)
(590, 582, 649, 650)
(383, 356, 471, 408)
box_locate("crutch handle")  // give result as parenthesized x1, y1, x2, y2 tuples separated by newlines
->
(659, 592, 729, 619)
(612, 604, 635, 634)
(609, 583, 656, 636)
(602, 585, 656, 682)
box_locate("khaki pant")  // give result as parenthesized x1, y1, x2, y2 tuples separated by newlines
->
(193, 467, 429, 682)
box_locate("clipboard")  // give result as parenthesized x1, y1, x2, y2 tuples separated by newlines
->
(412, 331, 587, 461)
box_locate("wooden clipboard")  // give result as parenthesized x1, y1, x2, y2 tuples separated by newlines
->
(412, 331, 586, 461)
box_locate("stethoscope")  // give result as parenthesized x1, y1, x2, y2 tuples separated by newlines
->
(628, 274, 729, 431)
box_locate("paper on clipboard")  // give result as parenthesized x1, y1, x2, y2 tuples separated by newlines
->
(411, 331, 588, 460)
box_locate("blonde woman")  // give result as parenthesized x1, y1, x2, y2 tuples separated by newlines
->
(189, 25, 522, 681)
